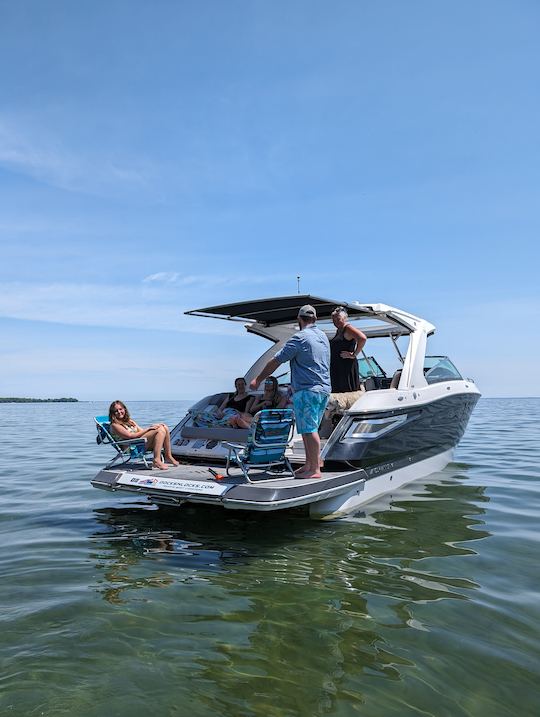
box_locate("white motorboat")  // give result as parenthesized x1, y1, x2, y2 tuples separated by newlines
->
(91, 295, 480, 519)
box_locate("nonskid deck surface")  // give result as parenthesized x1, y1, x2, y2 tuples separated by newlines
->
(110, 461, 349, 489)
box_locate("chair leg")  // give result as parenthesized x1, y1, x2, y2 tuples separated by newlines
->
(284, 457, 295, 477)
(226, 448, 254, 483)
(106, 451, 126, 469)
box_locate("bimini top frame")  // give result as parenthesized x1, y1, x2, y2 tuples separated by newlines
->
(186, 294, 435, 339)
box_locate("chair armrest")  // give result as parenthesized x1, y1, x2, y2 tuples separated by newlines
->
(222, 442, 244, 451)
(114, 437, 147, 447)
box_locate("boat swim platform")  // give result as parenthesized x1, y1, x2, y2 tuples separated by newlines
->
(91, 461, 368, 512)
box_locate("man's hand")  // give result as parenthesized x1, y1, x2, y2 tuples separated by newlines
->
(250, 358, 279, 391)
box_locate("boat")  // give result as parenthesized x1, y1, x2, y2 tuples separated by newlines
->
(91, 295, 480, 519)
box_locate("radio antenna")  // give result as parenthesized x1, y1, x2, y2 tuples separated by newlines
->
(297, 275, 301, 294)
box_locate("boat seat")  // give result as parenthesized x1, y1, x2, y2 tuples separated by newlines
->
(389, 369, 403, 389)
(364, 376, 393, 390)
(180, 425, 250, 443)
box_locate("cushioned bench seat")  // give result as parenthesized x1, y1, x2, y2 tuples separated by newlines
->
(180, 425, 250, 443)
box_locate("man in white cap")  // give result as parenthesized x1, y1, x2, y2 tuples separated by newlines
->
(250, 304, 330, 479)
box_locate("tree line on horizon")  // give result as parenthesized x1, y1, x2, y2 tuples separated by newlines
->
(0, 397, 78, 403)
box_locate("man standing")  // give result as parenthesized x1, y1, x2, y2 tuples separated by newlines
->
(249, 304, 330, 479)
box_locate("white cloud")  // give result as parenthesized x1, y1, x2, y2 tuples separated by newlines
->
(142, 272, 180, 284)
(0, 344, 253, 400)
(0, 270, 333, 333)
(0, 116, 147, 195)
(141, 271, 299, 289)
(0, 281, 246, 335)
(0, 345, 229, 376)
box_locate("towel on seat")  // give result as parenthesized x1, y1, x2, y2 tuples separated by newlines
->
(327, 388, 365, 412)
(319, 389, 365, 437)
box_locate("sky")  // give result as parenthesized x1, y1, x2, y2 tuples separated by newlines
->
(0, 0, 538, 400)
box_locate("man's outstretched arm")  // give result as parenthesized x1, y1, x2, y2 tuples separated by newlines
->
(250, 358, 280, 390)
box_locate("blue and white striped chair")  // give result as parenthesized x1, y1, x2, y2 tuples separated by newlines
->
(94, 415, 152, 469)
(223, 408, 295, 482)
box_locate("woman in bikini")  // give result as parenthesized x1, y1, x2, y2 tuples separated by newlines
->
(109, 400, 179, 471)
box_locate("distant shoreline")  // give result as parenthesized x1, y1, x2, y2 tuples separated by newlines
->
(0, 398, 78, 403)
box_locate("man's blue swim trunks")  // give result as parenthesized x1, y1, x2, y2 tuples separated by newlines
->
(292, 390, 329, 434)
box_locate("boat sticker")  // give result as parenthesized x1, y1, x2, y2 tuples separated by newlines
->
(116, 474, 229, 495)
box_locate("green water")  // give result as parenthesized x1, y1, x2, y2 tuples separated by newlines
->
(1, 399, 538, 716)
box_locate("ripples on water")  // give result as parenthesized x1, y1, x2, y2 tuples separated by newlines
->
(1, 399, 538, 716)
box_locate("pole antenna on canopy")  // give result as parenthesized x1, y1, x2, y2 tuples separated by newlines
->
(297, 275, 301, 294)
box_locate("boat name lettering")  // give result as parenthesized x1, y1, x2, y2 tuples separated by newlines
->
(370, 461, 395, 475)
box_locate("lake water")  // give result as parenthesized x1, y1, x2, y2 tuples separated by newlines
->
(1, 399, 538, 716)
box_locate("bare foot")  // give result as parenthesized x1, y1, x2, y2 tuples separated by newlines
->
(153, 461, 168, 471)
(299, 472, 322, 479)
(294, 465, 307, 475)
(165, 457, 179, 466)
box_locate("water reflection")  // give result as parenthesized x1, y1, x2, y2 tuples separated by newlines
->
(89, 476, 490, 714)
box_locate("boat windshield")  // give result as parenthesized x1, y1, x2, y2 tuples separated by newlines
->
(357, 356, 386, 379)
(423, 356, 462, 384)
(273, 368, 291, 385)
(271, 355, 386, 386)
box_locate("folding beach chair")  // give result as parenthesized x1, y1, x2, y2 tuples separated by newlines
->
(94, 415, 152, 469)
(223, 408, 295, 482)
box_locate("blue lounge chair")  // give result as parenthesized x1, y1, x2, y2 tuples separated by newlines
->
(94, 415, 152, 469)
(223, 408, 295, 482)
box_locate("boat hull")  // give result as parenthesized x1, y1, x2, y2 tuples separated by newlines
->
(91, 443, 458, 520)
(309, 447, 454, 519)
(91, 387, 480, 519)
(324, 391, 479, 468)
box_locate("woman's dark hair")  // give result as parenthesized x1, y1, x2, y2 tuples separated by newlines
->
(263, 376, 279, 405)
(109, 400, 131, 424)
(234, 377, 246, 394)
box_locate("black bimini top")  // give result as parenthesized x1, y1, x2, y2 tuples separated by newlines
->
(185, 295, 372, 327)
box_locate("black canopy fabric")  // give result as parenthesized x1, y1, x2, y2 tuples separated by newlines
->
(185, 295, 372, 326)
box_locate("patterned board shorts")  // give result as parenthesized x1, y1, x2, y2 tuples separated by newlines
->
(292, 390, 329, 434)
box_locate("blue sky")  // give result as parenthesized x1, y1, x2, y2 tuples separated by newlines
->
(0, 0, 538, 400)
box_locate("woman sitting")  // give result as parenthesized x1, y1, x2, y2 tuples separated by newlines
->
(228, 376, 285, 429)
(109, 400, 179, 471)
(192, 377, 252, 427)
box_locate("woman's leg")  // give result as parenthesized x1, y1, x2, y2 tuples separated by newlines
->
(161, 425, 179, 465)
(145, 427, 168, 470)
(229, 413, 253, 429)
